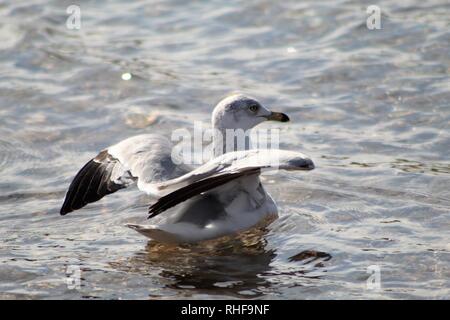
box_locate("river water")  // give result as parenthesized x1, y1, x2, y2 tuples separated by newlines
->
(0, 0, 449, 299)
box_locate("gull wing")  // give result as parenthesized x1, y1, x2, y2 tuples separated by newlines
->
(148, 149, 314, 218)
(60, 134, 191, 215)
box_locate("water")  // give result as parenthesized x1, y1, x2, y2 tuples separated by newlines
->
(0, 0, 449, 299)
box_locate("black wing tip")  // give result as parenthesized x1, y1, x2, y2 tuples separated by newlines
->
(60, 193, 73, 215)
(60, 201, 73, 215)
(147, 205, 159, 219)
(60, 192, 80, 215)
(60, 208, 71, 215)
(305, 159, 315, 170)
(288, 158, 315, 171)
(58, 150, 129, 217)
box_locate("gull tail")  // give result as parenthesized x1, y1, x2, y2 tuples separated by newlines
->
(125, 223, 180, 243)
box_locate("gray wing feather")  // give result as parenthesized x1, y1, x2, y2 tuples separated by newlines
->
(147, 149, 314, 218)
(60, 134, 191, 215)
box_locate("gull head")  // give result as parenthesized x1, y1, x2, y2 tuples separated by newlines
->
(212, 94, 289, 130)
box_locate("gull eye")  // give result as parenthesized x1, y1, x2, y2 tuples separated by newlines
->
(249, 104, 259, 113)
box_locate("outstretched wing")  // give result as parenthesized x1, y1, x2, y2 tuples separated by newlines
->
(60, 134, 191, 215)
(148, 149, 314, 218)
(60, 150, 134, 215)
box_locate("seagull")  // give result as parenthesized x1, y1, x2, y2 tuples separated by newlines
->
(60, 94, 314, 243)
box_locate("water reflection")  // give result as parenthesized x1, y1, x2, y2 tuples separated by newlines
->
(108, 227, 333, 298)
(159, 247, 276, 298)
(109, 229, 274, 297)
